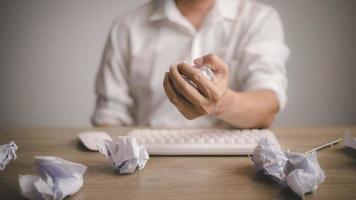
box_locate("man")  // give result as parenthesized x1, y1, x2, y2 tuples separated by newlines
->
(92, 0, 289, 128)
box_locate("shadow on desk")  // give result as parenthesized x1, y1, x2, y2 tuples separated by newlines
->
(254, 171, 301, 199)
(337, 147, 356, 160)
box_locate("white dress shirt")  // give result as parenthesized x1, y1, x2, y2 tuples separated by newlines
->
(92, 0, 289, 128)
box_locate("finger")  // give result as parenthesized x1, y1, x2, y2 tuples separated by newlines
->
(163, 73, 201, 119)
(163, 72, 181, 105)
(193, 53, 229, 74)
(163, 72, 196, 111)
(177, 63, 221, 102)
(169, 64, 208, 106)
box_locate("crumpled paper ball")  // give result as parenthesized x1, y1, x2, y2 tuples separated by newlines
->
(0, 141, 18, 171)
(252, 138, 325, 198)
(97, 136, 149, 174)
(252, 138, 288, 181)
(285, 152, 325, 197)
(19, 156, 87, 200)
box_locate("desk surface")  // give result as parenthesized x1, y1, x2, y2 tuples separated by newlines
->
(0, 127, 355, 200)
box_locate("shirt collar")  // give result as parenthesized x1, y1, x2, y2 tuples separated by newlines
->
(149, 0, 239, 22)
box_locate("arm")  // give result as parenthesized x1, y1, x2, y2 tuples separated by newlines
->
(164, 54, 279, 129)
(213, 89, 279, 129)
(163, 9, 288, 128)
(92, 20, 134, 126)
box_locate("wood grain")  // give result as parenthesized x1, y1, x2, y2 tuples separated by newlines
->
(0, 127, 355, 200)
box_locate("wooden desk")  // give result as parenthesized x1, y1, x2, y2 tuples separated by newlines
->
(0, 127, 355, 200)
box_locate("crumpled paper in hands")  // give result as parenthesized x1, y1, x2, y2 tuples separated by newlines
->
(344, 129, 356, 150)
(97, 136, 149, 174)
(0, 141, 18, 171)
(252, 138, 325, 198)
(19, 156, 87, 200)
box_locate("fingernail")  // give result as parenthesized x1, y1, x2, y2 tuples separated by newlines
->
(194, 57, 203, 65)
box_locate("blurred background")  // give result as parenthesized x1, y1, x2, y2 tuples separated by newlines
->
(0, 0, 355, 127)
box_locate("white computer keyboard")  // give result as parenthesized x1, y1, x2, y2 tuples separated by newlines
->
(128, 129, 280, 155)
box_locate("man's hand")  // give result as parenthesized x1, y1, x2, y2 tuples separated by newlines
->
(163, 53, 230, 119)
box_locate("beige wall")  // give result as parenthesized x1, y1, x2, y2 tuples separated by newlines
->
(0, 0, 355, 127)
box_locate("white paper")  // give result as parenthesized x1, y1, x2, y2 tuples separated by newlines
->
(0, 141, 18, 171)
(252, 138, 287, 181)
(344, 129, 356, 150)
(285, 152, 325, 198)
(19, 156, 87, 200)
(252, 138, 325, 198)
(97, 136, 149, 174)
(199, 66, 214, 81)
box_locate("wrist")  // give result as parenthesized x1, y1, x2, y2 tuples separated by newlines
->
(211, 88, 241, 117)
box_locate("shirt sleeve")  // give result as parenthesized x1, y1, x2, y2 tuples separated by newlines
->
(237, 7, 290, 111)
(91, 20, 134, 126)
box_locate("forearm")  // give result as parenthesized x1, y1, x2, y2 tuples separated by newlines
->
(213, 89, 280, 129)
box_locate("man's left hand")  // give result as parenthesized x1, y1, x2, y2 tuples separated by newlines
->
(163, 53, 230, 119)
